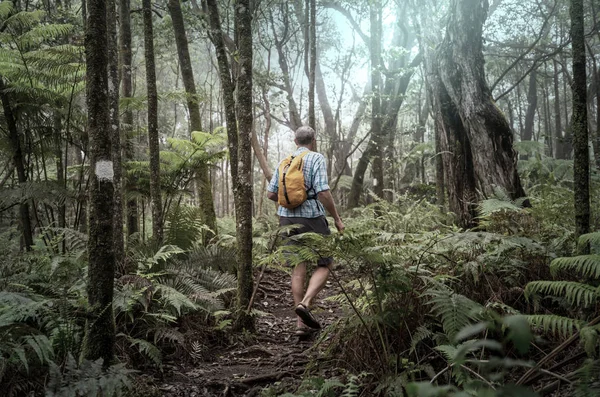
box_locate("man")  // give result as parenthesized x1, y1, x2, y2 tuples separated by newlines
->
(267, 126, 344, 335)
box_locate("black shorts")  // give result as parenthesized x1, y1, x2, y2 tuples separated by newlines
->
(279, 216, 333, 266)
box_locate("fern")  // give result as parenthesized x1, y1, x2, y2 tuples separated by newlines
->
(550, 255, 600, 279)
(46, 354, 134, 397)
(525, 281, 598, 307)
(425, 287, 483, 340)
(119, 334, 162, 366)
(525, 314, 583, 338)
(579, 232, 600, 249)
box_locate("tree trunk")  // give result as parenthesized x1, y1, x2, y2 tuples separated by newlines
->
(206, 0, 253, 330)
(268, 6, 301, 131)
(167, 0, 217, 237)
(591, 59, 600, 169)
(307, 0, 316, 130)
(206, 0, 239, 186)
(82, 0, 115, 366)
(570, 0, 590, 247)
(434, 116, 445, 207)
(427, 0, 527, 227)
(142, 0, 163, 243)
(108, 0, 124, 271)
(233, 0, 254, 331)
(0, 79, 34, 250)
(522, 68, 538, 159)
(553, 60, 564, 159)
(119, 0, 138, 237)
(369, 0, 384, 199)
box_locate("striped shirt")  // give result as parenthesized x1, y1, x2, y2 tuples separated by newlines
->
(267, 147, 330, 218)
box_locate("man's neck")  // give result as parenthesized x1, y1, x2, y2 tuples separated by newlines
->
(297, 145, 311, 151)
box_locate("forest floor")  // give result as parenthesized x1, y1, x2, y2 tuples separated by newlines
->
(154, 267, 346, 397)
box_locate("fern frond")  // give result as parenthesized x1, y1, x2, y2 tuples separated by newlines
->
(120, 335, 162, 366)
(425, 287, 483, 340)
(526, 314, 583, 338)
(550, 255, 600, 279)
(525, 281, 598, 307)
(316, 378, 344, 397)
(579, 232, 600, 248)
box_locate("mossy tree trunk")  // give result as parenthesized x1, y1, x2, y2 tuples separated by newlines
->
(119, 0, 138, 239)
(205, 0, 254, 331)
(83, 0, 115, 366)
(142, 0, 163, 243)
(108, 0, 124, 271)
(167, 0, 217, 238)
(426, 0, 527, 227)
(570, 0, 590, 247)
(233, 0, 254, 331)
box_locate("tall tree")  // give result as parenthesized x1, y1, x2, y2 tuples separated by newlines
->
(205, 0, 254, 330)
(142, 0, 163, 242)
(234, 0, 254, 330)
(307, 0, 316, 130)
(570, 0, 589, 245)
(369, 0, 384, 199)
(108, 0, 124, 270)
(0, 79, 34, 249)
(522, 68, 538, 159)
(167, 0, 217, 237)
(83, 0, 115, 365)
(119, 0, 138, 238)
(426, 0, 527, 227)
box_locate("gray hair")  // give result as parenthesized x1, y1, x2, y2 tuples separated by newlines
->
(295, 126, 315, 145)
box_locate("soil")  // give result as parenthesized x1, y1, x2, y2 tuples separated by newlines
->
(155, 267, 346, 397)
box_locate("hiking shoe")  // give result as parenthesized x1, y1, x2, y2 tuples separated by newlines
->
(295, 303, 321, 329)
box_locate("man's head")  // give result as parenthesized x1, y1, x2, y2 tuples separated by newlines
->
(294, 125, 316, 149)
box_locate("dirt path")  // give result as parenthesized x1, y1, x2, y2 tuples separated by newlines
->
(157, 267, 345, 396)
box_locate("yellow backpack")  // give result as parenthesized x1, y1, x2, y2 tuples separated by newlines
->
(278, 151, 310, 209)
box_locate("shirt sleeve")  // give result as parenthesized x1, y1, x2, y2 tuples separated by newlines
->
(312, 154, 330, 194)
(267, 165, 279, 193)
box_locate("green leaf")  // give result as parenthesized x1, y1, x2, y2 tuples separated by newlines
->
(503, 315, 533, 354)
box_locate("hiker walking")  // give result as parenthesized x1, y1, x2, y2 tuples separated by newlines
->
(267, 126, 344, 335)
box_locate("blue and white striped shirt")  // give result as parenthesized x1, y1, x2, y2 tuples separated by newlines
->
(267, 147, 330, 218)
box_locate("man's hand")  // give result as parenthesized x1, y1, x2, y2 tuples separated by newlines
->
(334, 217, 344, 234)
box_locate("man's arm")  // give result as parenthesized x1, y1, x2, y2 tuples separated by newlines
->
(267, 166, 279, 202)
(317, 190, 344, 233)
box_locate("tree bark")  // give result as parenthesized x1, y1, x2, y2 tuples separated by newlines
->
(0, 79, 34, 250)
(119, 0, 138, 237)
(570, 0, 590, 247)
(206, 0, 239, 186)
(369, 0, 384, 199)
(82, 0, 115, 366)
(427, 0, 527, 227)
(522, 68, 538, 159)
(233, 0, 254, 331)
(553, 60, 565, 159)
(108, 0, 124, 271)
(308, 0, 316, 130)
(142, 0, 163, 243)
(167, 0, 217, 237)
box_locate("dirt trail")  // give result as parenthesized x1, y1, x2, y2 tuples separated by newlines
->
(158, 267, 345, 396)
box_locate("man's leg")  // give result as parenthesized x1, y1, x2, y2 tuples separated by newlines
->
(300, 263, 332, 308)
(292, 262, 307, 327)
